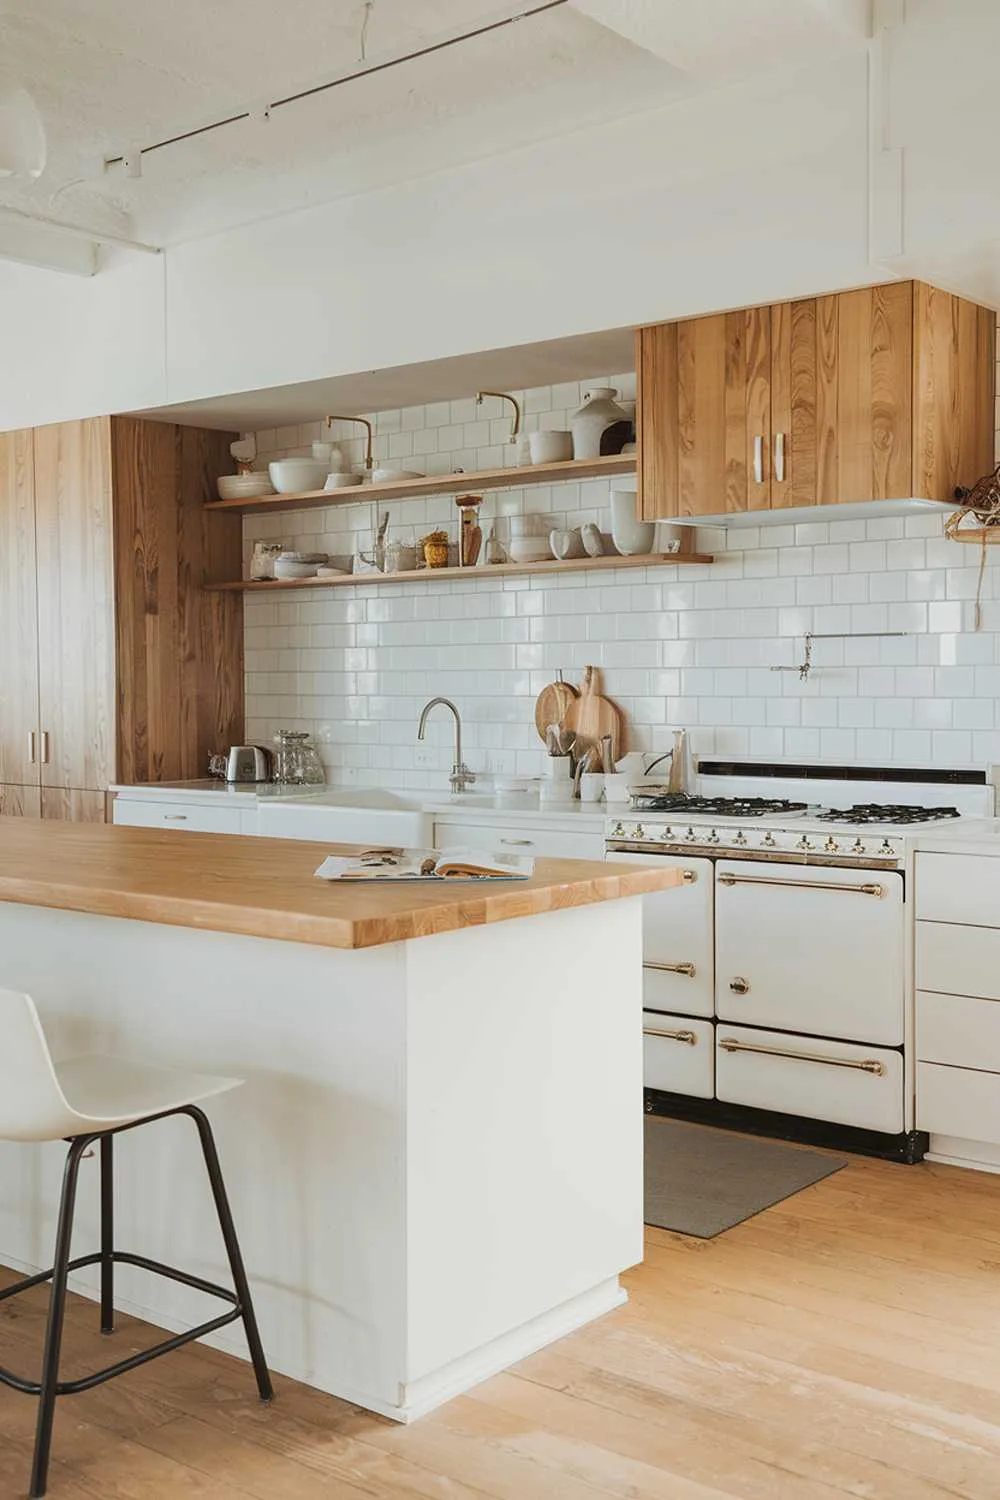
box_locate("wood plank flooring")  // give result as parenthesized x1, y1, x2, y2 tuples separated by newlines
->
(3, 1146, 1000, 1499)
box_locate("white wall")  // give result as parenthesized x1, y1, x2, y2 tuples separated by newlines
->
(0, 51, 872, 429)
(243, 360, 1000, 787)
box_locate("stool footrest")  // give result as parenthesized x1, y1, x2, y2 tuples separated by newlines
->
(0, 1250, 243, 1397)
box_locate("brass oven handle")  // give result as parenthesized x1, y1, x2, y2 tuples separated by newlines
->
(718, 872, 884, 897)
(644, 1026, 697, 1045)
(645, 960, 696, 977)
(719, 1036, 885, 1075)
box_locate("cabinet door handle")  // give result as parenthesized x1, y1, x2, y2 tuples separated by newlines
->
(719, 1036, 885, 1075)
(753, 434, 763, 485)
(163, 814, 188, 822)
(40, 731, 50, 764)
(27, 732, 36, 764)
(774, 431, 785, 483)
(644, 960, 696, 977)
(500, 838, 533, 846)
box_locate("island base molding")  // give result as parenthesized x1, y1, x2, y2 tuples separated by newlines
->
(0, 896, 644, 1420)
(925, 1136, 1000, 1175)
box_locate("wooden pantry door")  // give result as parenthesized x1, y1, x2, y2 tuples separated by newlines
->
(0, 428, 42, 791)
(637, 307, 771, 519)
(33, 418, 117, 794)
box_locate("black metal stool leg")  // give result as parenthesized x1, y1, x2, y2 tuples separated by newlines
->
(183, 1105, 273, 1402)
(100, 1134, 114, 1335)
(30, 1134, 94, 1499)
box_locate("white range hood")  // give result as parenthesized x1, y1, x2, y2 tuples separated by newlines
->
(669, 497, 958, 528)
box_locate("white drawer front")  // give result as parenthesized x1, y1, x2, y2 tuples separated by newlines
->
(609, 853, 714, 1018)
(915, 921, 1000, 1004)
(715, 861, 904, 1045)
(643, 1012, 714, 1098)
(918, 1062, 1000, 1144)
(915, 852, 1000, 927)
(917, 990, 1000, 1073)
(113, 799, 246, 835)
(433, 821, 603, 862)
(716, 1024, 903, 1134)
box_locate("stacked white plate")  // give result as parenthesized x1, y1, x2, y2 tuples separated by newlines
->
(217, 472, 276, 501)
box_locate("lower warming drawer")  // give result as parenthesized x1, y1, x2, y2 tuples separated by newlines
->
(643, 1012, 714, 1098)
(716, 1024, 904, 1134)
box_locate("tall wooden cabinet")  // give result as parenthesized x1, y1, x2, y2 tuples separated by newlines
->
(637, 281, 996, 520)
(0, 415, 244, 822)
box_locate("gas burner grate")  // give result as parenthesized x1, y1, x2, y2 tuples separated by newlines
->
(630, 794, 809, 817)
(820, 803, 962, 825)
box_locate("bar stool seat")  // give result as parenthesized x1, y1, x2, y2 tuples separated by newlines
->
(0, 988, 273, 1498)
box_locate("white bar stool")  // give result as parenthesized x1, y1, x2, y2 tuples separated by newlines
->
(0, 988, 273, 1498)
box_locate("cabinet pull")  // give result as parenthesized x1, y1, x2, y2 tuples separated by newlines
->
(644, 960, 696, 977)
(774, 431, 785, 483)
(27, 732, 36, 764)
(163, 814, 188, 822)
(718, 871, 884, 897)
(644, 1026, 697, 1045)
(719, 1036, 885, 1076)
(681, 869, 697, 885)
(40, 731, 49, 764)
(753, 434, 763, 485)
(500, 838, 533, 847)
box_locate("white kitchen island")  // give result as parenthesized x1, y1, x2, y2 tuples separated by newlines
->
(0, 820, 676, 1420)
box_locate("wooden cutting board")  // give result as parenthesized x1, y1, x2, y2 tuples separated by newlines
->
(534, 671, 578, 742)
(564, 666, 625, 766)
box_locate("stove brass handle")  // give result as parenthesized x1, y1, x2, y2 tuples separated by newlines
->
(729, 976, 751, 995)
(645, 961, 696, 977)
(718, 872, 884, 897)
(719, 1036, 885, 1076)
(643, 1026, 697, 1045)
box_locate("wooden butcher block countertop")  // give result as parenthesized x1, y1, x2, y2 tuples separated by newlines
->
(0, 819, 679, 950)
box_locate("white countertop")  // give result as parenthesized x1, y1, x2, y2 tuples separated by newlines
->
(911, 818, 1000, 855)
(110, 780, 611, 831)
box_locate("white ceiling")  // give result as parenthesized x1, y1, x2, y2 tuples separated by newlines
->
(0, 0, 872, 264)
(132, 324, 637, 430)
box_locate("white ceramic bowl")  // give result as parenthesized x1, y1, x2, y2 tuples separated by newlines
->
(323, 471, 363, 490)
(528, 431, 573, 465)
(268, 459, 329, 495)
(372, 467, 425, 483)
(279, 551, 328, 564)
(217, 473, 275, 501)
(274, 557, 321, 580)
(507, 536, 553, 564)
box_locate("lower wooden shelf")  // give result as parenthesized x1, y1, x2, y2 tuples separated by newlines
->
(204, 550, 714, 592)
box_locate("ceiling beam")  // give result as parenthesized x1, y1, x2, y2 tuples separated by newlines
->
(0, 217, 96, 276)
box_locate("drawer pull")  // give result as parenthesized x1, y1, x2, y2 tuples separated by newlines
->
(681, 869, 697, 885)
(500, 838, 533, 847)
(645, 960, 696, 977)
(729, 976, 750, 995)
(644, 1026, 697, 1045)
(163, 814, 189, 822)
(719, 1036, 885, 1075)
(719, 872, 884, 897)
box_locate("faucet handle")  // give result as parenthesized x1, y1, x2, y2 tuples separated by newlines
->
(450, 764, 476, 794)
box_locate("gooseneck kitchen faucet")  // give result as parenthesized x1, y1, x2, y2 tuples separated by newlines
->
(417, 698, 476, 794)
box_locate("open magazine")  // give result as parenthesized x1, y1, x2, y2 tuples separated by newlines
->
(314, 846, 535, 882)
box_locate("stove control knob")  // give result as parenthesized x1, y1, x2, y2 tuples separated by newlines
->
(825, 836, 840, 853)
(634, 824, 645, 842)
(878, 839, 894, 856)
(733, 831, 748, 846)
(659, 825, 673, 841)
(851, 838, 866, 855)
(796, 835, 813, 851)
(610, 822, 625, 839)
(706, 830, 721, 845)
(761, 832, 777, 848)
(685, 826, 696, 841)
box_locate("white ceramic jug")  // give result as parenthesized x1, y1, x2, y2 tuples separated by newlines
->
(571, 387, 630, 460)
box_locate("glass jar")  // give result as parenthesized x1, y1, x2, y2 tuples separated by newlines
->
(273, 730, 326, 785)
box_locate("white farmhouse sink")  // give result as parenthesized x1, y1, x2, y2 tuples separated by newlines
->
(257, 789, 431, 847)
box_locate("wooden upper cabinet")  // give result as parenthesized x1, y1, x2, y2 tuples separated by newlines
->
(638, 281, 995, 519)
(0, 428, 41, 787)
(33, 418, 117, 794)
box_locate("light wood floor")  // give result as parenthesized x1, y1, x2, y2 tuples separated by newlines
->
(3, 1144, 1000, 1499)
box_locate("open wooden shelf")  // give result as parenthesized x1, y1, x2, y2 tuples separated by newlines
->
(205, 453, 637, 514)
(204, 549, 713, 593)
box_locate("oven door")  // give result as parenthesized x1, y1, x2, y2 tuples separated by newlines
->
(607, 853, 714, 1018)
(714, 859, 904, 1046)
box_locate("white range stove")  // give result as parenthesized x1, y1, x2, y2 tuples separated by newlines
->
(605, 761, 996, 1160)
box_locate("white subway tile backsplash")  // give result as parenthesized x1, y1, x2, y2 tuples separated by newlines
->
(246, 371, 1000, 784)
